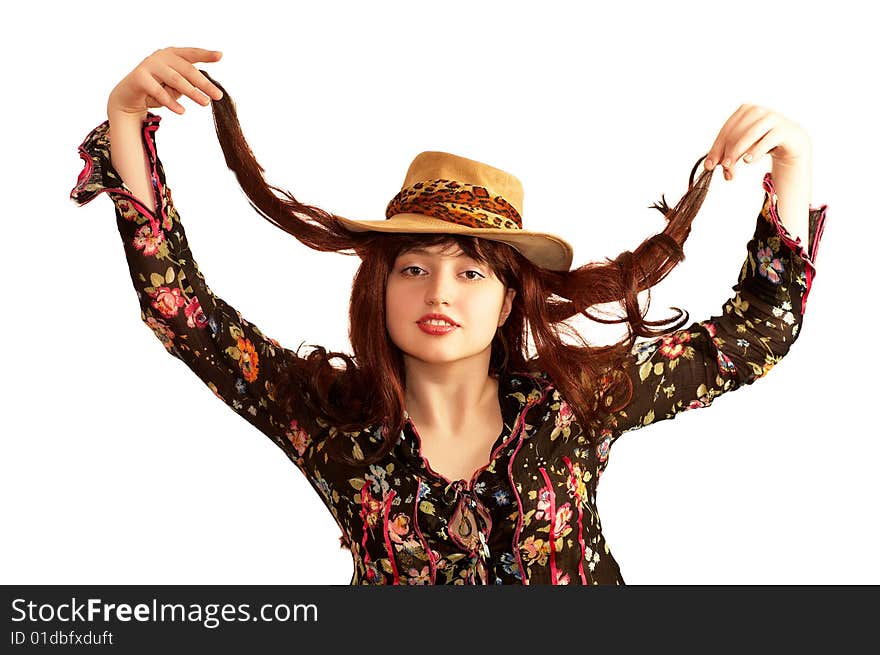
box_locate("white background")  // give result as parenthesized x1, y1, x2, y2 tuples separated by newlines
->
(2, 0, 876, 585)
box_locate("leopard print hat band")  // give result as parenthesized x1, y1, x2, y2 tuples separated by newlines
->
(385, 179, 523, 232)
(332, 151, 575, 272)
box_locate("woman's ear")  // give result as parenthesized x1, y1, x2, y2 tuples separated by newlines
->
(499, 288, 516, 326)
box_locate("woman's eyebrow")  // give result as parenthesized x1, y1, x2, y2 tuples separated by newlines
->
(400, 248, 467, 257)
(401, 248, 466, 258)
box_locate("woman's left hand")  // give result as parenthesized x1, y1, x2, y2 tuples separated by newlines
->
(704, 104, 812, 181)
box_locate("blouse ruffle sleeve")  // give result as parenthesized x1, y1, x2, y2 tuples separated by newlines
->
(69, 113, 321, 474)
(599, 172, 828, 447)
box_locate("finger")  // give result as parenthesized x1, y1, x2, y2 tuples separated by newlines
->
(168, 46, 224, 65)
(152, 63, 212, 108)
(743, 129, 783, 167)
(725, 118, 774, 177)
(167, 52, 224, 102)
(147, 75, 186, 114)
(707, 105, 756, 174)
(720, 113, 775, 181)
(705, 104, 767, 174)
(705, 104, 750, 171)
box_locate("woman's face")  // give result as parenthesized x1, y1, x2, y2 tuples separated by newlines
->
(385, 242, 516, 369)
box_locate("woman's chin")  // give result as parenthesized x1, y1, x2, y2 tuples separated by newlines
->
(399, 345, 492, 368)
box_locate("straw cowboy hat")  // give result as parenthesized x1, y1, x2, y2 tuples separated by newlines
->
(332, 151, 575, 271)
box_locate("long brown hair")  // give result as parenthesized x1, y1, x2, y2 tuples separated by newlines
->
(202, 71, 714, 465)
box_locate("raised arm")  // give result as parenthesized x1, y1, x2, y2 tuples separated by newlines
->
(598, 172, 827, 451)
(69, 51, 323, 472)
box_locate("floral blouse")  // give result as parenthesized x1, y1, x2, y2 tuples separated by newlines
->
(70, 112, 828, 585)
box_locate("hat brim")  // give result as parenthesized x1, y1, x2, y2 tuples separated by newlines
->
(333, 212, 574, 272)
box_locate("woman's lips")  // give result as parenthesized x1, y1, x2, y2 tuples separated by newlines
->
(416, 322, 459, 335)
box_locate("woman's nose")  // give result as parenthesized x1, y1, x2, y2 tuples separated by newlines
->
(425, 275, 453, 305)
(426, 294, 448, 306)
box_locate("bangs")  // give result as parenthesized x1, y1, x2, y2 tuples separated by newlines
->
(392, 234, 493, 265)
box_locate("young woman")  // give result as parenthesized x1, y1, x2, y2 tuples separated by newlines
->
(71, 47, 827, 585)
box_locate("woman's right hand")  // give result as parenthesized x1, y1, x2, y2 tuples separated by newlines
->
(107, 46, 225, 118)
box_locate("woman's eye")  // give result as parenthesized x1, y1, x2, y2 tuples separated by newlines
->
(399, 266, 484, 280)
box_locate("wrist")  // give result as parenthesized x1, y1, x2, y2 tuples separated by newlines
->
(106, 98, 149, 124)
(771, 140, 813, 171)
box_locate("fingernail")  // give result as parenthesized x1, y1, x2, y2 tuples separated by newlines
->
(705, 158, 714, 169)
(743, 153, 752, 162)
